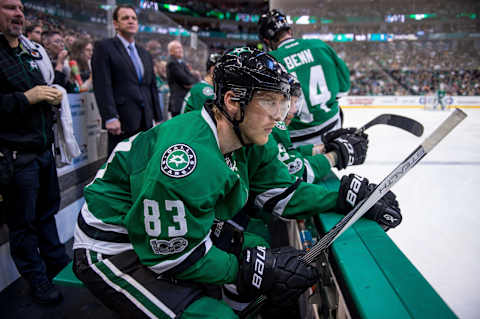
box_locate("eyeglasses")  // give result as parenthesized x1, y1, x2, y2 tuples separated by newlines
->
(52, 39, 64, 44)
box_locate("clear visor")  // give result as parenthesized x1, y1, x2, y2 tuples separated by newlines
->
(252, 91, 291, 121)
(293, 93, 306, 116)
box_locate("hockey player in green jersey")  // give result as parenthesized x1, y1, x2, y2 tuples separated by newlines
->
(274, 76, 368, 184)
(72, 47, 401, 318)
(181, 72, 368, 185)
(181, 53, 221, 114)
(259, 9, 351, 147)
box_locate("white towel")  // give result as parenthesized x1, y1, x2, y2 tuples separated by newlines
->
(19, 36, 81, 163)
(51, 84, 82, 163)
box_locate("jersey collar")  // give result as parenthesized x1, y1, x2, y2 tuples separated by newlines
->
(201, 107, 220, 149)
(277, 38, 296, 49)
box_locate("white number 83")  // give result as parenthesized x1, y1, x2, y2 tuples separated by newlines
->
(143, 199, 188, 237)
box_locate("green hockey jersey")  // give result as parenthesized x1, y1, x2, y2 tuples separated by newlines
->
(269, 38, 350, 145)
(181, 80, 214, 113)
(73, 108, 339, 285)
(272, 121, 331, 184)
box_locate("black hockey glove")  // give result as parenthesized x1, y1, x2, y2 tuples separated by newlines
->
(210, 220, 244, 256)
(323, 128, 368, 170)
(364, 183, 402, 231)
(237, 246, 319, 305)
(322, 127, 357, 145)
(336, 174, 402, 230)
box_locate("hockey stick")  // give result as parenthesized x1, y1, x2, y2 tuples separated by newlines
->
(357, 113, 424, 137)
(239, 109, 466, 318)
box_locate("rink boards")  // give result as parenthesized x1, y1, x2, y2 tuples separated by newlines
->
(339, 95, 480, 109)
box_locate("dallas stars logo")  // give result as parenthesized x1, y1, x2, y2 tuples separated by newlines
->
(28, 60, 39, 71)
(169, 153, 187, 167)
(161, 144, 197, 178)
(229, 47, 252, 56)
(202, 86, 214, 97)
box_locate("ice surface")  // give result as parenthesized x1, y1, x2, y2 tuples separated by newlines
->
(340, 108, 480, 319)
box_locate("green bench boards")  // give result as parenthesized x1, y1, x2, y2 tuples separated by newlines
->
(316, 213, 456, 319)
(54, 170, 457, 318)
(53, 261, 84, 287)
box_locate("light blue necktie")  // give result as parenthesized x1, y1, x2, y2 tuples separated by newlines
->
(127, 43, 143, 82)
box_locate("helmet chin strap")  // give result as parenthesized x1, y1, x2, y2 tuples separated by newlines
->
(219, 104, 250, 146)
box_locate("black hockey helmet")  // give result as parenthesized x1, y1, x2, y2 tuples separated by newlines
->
(258, 9, 291, 44)
(288, 74, 302, 98)
(206, 52, 222, 72)
(213, 46, 291, 143)
(213, 46, 291, 110)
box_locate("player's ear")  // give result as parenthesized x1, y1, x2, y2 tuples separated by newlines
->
(223, 90, 240, 117)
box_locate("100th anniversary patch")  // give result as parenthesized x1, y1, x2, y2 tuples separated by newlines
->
(150, 237, 188, 255)
(275, 121, 287, 130)
(161, 144, 197, 178)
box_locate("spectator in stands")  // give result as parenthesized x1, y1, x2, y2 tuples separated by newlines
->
(69, 38, 93, 92)
(154, 58, 168, 90)
(166, 40, 198, 117)
(63, 31, 76, 51)
(153, 57, 169, 120)
(181, 52, 220, 113)
(24, 23, 41, 43)
(91, 4, 162, 154)
(0, 0, 70, 305)
(42, 30, 71, 89)
(258, 9, 350, 147)
(145, 39, 162, 59)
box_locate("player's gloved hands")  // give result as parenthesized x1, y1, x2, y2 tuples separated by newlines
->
(237, 246, 319, 305)
(210, 219, 244, 256)
(323, 128, 368, 170)
(364, 183, 402, 231)
(322, 127, 357, 144)
(336, 174, 402, 230)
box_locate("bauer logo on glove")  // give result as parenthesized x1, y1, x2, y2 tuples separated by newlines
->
(337, 174, 403, 230)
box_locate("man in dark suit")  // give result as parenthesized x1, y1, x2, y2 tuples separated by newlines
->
(91, 4, 161, 154)
(166, 40, 198, 117)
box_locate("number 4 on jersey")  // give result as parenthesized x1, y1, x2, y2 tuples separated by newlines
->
(292, 65, 332, 123)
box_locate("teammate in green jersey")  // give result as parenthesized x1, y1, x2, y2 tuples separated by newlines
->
(72, 47, 401, 318)
(181, 53, 221, 114)
(182, 72, 368, 184)
(259, 9, 351, 148)
(274, 76, 368, 184)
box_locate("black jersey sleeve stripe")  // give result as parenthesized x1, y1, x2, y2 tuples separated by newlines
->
(78, 212, 131, 243)
(263, 178, 302, 212)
